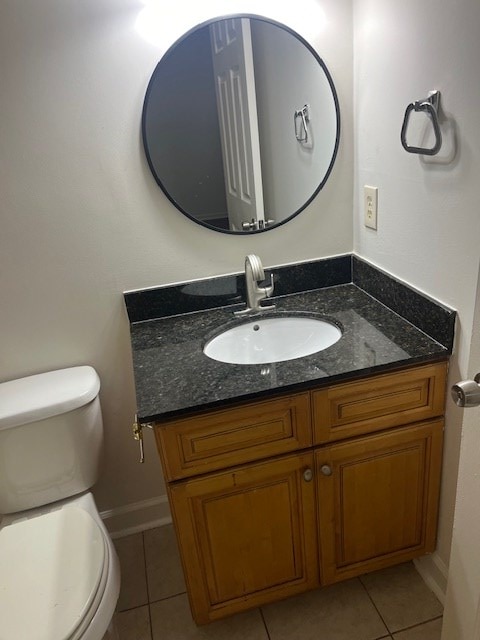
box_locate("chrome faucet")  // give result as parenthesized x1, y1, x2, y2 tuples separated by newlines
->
(235, 254, 275, 316)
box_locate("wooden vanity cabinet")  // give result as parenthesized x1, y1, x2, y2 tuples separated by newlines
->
(154, 361, 447, 624)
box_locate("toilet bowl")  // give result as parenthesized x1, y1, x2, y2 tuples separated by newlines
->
(0, 492, 120, 640)
(0, 367, 121, 639)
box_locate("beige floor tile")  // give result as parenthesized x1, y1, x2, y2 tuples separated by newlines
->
(144, 525, 186, 602)
(360, 562, 443, 633)
(115, 605, 152, 640)
(262, 579, 388, 640)
(393, 617, 443, 640)
(114, 533, 149, 611)
(150, 593, 269, 640)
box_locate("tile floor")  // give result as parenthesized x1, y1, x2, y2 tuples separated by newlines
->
(113, 525, 443, 640)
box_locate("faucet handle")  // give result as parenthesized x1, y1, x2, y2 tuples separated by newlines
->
(261, 274, 275, 310)
(264, 273, 275, 297)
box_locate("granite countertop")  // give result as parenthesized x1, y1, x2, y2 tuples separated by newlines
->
(130, 283, 450, 423)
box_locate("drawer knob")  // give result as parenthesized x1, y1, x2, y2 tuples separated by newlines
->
(303, 468, 313, 482)
(320, 464, 332, 476)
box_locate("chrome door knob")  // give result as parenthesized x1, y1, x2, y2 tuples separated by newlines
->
(241, 219, 257, 231)
(451, 374, 480, 407)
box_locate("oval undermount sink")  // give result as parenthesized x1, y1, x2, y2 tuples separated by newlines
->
(203, 316, 342, 365)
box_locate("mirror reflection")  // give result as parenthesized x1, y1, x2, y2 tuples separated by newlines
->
(142, 16, 340, 234)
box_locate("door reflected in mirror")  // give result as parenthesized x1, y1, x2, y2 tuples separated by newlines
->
(142, 16, 340, 234)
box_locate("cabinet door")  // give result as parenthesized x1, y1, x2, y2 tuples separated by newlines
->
(169, 451, 318, 623)
(316, 420, 443, 585)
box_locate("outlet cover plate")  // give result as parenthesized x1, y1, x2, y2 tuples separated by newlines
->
(364, 185, 378, 230)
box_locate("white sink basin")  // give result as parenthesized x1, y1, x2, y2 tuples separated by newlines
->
(203, 316, 342, 365)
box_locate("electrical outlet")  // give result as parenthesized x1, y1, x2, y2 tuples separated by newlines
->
(364, 185, 378, 230)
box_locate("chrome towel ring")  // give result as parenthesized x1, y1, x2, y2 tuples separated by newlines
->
(401, 90, 442, 155)
(294, 104, 310, 143)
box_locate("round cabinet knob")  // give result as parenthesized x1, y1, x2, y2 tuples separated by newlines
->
(320, 464, 332, 476)
(451, 379, 480, 408)
(303, 468, 313, 482)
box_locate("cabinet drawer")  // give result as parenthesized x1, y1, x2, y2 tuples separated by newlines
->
(312, 362, 447, 444)
(156, 392, 312, 480)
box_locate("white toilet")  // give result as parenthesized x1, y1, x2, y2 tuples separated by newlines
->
(0, 366, 121, 640)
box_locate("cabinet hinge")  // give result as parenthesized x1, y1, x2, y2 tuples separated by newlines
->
(132, 414, 153, 464)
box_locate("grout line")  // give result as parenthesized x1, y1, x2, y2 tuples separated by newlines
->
(142, 532, 154, 640)
(259, 607, 272, 640)
(148, 590, 188, 606)
(147, 604, 154, 640)
(359, 572, 444, 635)
(116, 603, 151, 614)
(358, 576, 392, 635)
(142, 531, 151, 604)
(389, 614, 443, 635)
(142, 531, 155, 640)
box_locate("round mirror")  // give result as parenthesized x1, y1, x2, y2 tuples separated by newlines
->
(142, 15, 340, 234)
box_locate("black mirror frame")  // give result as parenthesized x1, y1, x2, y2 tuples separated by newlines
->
(141, 13, 341, 235)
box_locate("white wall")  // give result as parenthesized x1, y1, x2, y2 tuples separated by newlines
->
(0, 0, 353, 524)
(353, 0, 480, 577)
(252, 20, 338, 220)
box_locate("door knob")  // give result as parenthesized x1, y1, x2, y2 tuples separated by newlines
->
(241, 219, 257, 231)
(451, 374, 480, 407)
(320, 464, 332, 476)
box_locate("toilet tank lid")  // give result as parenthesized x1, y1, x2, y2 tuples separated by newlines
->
(0, 366, 100, 430)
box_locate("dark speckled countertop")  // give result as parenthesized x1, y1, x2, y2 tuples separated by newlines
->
(129, 274, 452, 422)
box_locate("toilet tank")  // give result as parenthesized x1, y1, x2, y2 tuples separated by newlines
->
(0, 366, 103, 514)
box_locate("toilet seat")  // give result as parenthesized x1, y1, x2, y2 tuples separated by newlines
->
(0, 506, 108, 640)
(69, 533, 109, 640)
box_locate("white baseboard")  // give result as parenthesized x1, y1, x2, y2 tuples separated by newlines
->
(100, 494, 172, 539)
(414, 553, 449, 605)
